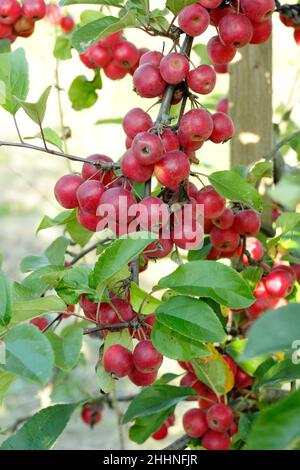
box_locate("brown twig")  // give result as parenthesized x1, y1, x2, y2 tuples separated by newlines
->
(163, 434, 190, 450)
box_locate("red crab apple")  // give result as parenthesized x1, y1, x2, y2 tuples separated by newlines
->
(210, 226, 240, 252)
(89, 44, 111, 68)
(198, 0, 223, 7)
(81, 154, 115, 185)
(0, 0, 21, 24)
(98, 187, 136, 224)
(187, 65, 216, 95)
(160, 128, 180, 152)
(121, 149, 154, 183)
(152, 423, 168, 440)
(154, 150, 190, 191)
(202, 430, 231, 451)
(206, 404, 233, 433)
(113, 40, 139, 69)
(60, 15, 74, 32)
(212, 208, 234, 230)
(250, 19, 273, 44)
(103, 344, 133, 378)
(196, 186, 226, 219)
(241, 0, 275, 23)
(137, 196, 169, 232)
(210, 112, 235, 143)
(233, 209, 261, 235)
(104, 61, 128, 80)
(23, 0, 46, 20)
(219, 13, 253, 48)
(77, 180, 105, 214)
(128, 366, 157, 386)
(295, 29, 300, 46)
(235, 367, 253, 388)
(207, 35, 236, 65)
(178, 3, 210, 37)
(145, 233, 173, 259)
(216, 97, 229, 114)
(139, 50, 163, 67)
(133, 340, 163, 373)
(54, 174, 82, 209)
(265, 268, 295, 298)
(99, 299, 135, 333)
(183, 409, 208, 438)
(81, 404, 102, 426)
(13, 16, 34, 36)
(77, 208, 103, 232)
(30, 317, 49, 331)
(159, 52, 190, 85)
(179, 108, 214, 143)
(133, 63, 167, 98)
(132, 132, 164, 165)
(123, 107, 153, 139)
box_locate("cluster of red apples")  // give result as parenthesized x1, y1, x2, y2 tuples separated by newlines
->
(0, 0, 46, 40)
(279, 9, 300, 45)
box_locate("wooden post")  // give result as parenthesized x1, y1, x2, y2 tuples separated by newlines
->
(229, 40, 273, 167)
(229, 40, 274, 229)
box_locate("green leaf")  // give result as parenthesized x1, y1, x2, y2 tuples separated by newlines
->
(96, 364, 114, 393)
(241, 303, 300, 359)
(0, 402, 80, 449)
(6, 296, 66, 330)
(193, 43, 209, 65)
(269, 173, 300, 210)
(257, 357, 300, 388)
(56, 265, 93, 305)
(158, 261, 254, 309)
(0, 48, 29, 115)
(241, 266, 263, 291)
(14, 86, 51, 125)
(267, 212, 300, 247)
(66, 212, 93, 247)
(91, 232, 156, 290)
(130, 282, 161, 314)
(151, 320, 209, 361)
(68, 74, 102, 111)
(0, 39, 11, 53)
(53, 35, 72, 60)
(80, 9, 105, 25)
(226, 339, 266, 375)
(155, 295, 226, 343)
(208, 170, 263, 211)
(45, 236, 69, 265)
(248, 161, 273, 184)
(123, 384, 196, 423)
(0, 270, 12, 326)
(22, 266, 66, 297)
(129, 408, 174, 444)
(166, 0, 198, 15)
(95, 117, 123, 125)
(20, 255, 49, 273)
(247, 389, 300, 450)
(37, 210, 75, 232)
(71, 12, 137, 53)
(25, 127, 63, 152)
(191, 355, 227, 397)
(46, 329, 83, 371)
(2, 324, 54, 385)
(0, 369, 15, 402)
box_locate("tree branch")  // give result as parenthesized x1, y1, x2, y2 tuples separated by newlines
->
(70, 238, 111, 265)
(83, 320, 133, 335)
(164, 434, 190, 450)
(0, 140, 119, 169)
(264, 130, 300, 161)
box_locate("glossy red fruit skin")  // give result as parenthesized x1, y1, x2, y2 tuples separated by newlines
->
(214, 63, 228, 74)
(80, 50, 97, 69)
(139, 50, 163, 67)
(180, 372, 197, 388)
(98, 186, 136, 224)
(129, 366, 157, 386)
(198, 0, 223, 7)
(0, 22, 12, 37)
(207, 35, 236, 65)
(99, 299, 135, 332)
(77, 180, 105, 214)
(123, 108, 153, 139)
(0, 0, 21, 24)
(137, 196, 168, 233)
(89, 44, 111, 68)
(54, 174, 82, 209)
(295, 29, 300, 46)
(223, 354, 238, 376)
(183, 408, 208, 438)
(212, 208, 234, 230)
(132, 132, 163, 165)
(79, 294, 99, 321)
(202, 430, 231, 451)
(229, 420, 239, 436)
(81, 405, 102, 426)
(172, 219, 204, 250)
(30, 317, 49, 331)
(233, 209, 261, 235)
(23, 0, 46, 20)
(265, 269, 295, 298)
(145, 234, 173, 259)
(152, 423, 168, 440)
(216, 97, 229, 114)
(179, 109, 214, 143)
(166, 415, 175, 427)
(219, 13, 253, 48)
(210, 6, 235, 26)
(160, 128, 180, 152)
(292, 264, 300, 282)
(250, 19, 272, 44)
(104, 61, 128, 80)
(103, 344, 134, 378)
(242, 237, 264, 264)
(113, 40, 139, 69)
(133, 63, 167, 98)
(154, 150, 190, 191)
(178, 3, 210, 37)
(133, 340, 163, 373)
(206, 404, 233, 433)
(246, 291, 275, 319)
(160, 52, 190, 85)
(60, 15, 75, 32)
(198, 388, 219, 411)
(241, 0, 275, 23)
(235, 367, 253, 388)
(82, 154, 115, 185)
(77, 208, 103, 232)
(210, 226, 240, 252)
(120, 149, 154, 183)
(196, 186, 226, 219)
(187, 64, 216, 95)
(210, 112, 235, 143)
(99, 31, 123, 49)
